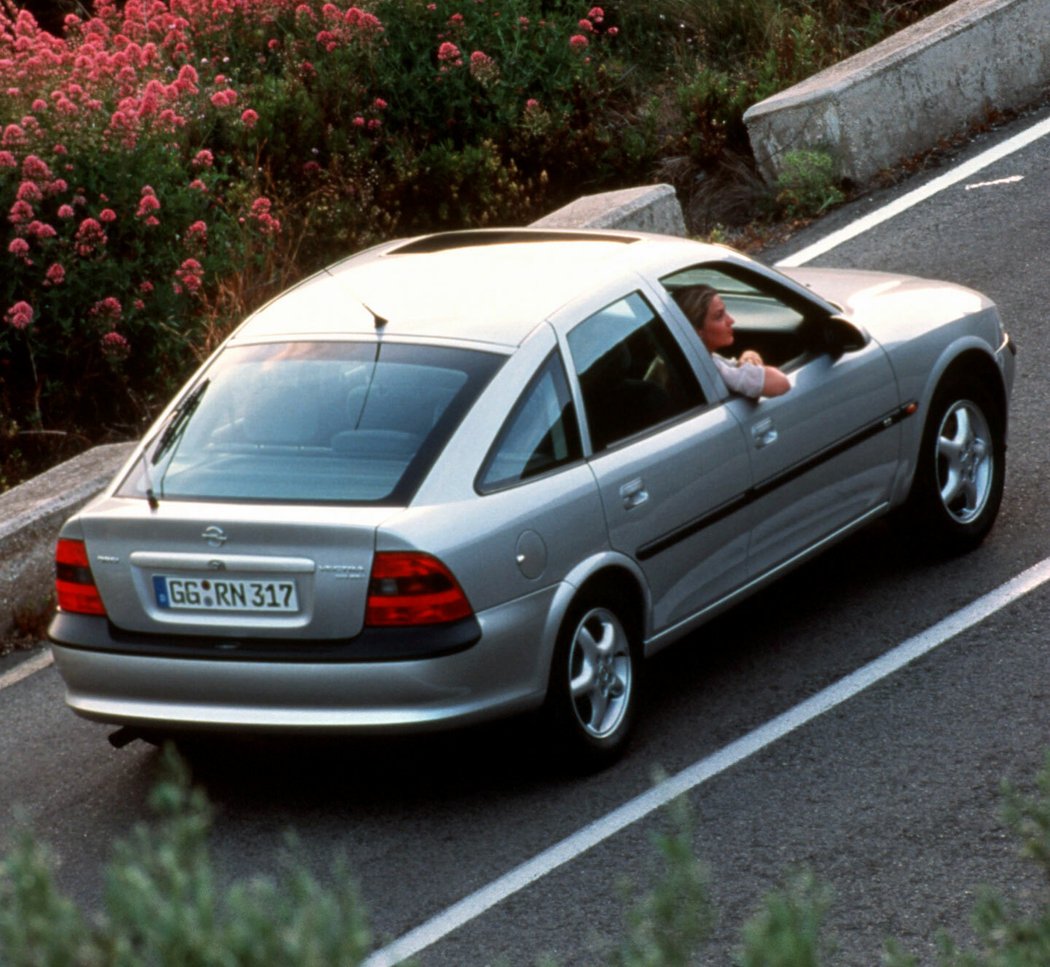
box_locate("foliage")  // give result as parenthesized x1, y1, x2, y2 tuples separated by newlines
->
(737, 870, 834, 966)
(0, 747, 372, 967)
(10, 751, 1050, 964)
(0, 0, 952, 486)
(612, 796, 714, 967)
(884, 751, 1050, 967)
(773, 149, 846, 219)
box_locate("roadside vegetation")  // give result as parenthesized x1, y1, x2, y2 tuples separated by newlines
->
(0, 0, 950, 488)
(5, 747, 1050, 965)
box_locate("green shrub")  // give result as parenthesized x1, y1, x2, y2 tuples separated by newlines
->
(0, 748, 372, 967)
(773, 149, 845, 219)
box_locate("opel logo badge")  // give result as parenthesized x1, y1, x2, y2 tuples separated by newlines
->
(202, 525, 228, 548)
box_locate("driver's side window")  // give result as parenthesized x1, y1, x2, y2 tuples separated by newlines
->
(661, 267, 808, 369)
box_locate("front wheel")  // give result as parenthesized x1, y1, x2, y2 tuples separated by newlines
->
(905, 382, 1005, 554)
(544, 596, 639, 769)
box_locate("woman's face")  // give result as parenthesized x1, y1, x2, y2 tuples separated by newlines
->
(697, 294, 735, 353)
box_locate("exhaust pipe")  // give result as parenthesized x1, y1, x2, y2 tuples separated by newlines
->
(107, 726, 142, 749)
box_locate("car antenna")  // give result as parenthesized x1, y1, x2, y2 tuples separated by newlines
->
(364, 303, 388, 329)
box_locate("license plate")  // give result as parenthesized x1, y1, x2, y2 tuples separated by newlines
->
(153, 575, 299, 613)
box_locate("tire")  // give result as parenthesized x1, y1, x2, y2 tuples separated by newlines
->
(544, 594, 640, 769)
(906, 380, 1005, 555)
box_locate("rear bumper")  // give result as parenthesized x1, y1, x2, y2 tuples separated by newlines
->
(48, 591, 557, 734)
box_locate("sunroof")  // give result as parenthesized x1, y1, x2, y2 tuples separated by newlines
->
(388, 229, 639, 255)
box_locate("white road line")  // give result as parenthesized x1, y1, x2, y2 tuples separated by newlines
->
(364, 557, 1050, 967)
(776, 113, 1050, 267)
(0, 648, 53, 691)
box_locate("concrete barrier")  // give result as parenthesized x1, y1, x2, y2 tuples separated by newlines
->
(530, 183, 687, 236)
(744, 0, 1050, 185)
(0, 442, 135, 634)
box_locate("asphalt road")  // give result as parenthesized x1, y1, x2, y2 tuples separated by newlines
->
(5, 103, 1050, 965)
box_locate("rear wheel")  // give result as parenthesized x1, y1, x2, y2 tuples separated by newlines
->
(545, 594, 639, 769)
(906, 381, 1005, 554)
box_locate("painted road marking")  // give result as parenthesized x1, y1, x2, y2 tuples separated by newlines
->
(0, 648, 53, 692)
(364, 557, 1050, 967)
(776, 113, 1050, 267)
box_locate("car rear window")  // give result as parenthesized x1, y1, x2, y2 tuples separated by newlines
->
(120, 341, 503, 504)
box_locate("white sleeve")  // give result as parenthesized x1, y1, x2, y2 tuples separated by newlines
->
(711, 353, 765, 399)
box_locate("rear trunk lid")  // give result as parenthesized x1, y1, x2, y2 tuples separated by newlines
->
(79, 497, 391, 640)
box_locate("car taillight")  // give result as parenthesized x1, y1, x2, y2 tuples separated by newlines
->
(365, 552, 473, 627)
(55, 538, 106, 616)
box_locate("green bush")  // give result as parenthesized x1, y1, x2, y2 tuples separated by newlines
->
(773, 149, 846, 219)
(9, 750, 1050, 966)
(0, 749, 372, 967)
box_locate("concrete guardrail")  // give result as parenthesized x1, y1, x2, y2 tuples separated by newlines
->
(744, 0, 1050, 185)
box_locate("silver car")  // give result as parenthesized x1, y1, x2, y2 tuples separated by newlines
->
(49, 229, 1016, 765)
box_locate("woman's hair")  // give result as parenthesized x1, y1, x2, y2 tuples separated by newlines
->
(673, 285, 718, 330)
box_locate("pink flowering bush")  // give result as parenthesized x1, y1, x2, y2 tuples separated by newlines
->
(1, 0, 632, 472)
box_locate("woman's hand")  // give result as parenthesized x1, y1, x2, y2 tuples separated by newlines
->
(739, 349, 763, 367)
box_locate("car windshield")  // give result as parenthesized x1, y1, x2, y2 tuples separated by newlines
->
(120, 341, 503, 504)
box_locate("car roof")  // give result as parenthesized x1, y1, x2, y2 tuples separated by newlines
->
(231, 229, 731, 350)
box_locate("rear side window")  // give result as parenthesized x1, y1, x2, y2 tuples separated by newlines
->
(567, 292, 704, 451)
(120, 341, 502, 504)
(478, 352, 582, 492)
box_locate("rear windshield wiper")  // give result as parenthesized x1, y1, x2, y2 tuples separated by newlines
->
(151, 379, 209, 465)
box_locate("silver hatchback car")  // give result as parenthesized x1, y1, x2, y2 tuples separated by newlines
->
(50, 229, 1015, 765)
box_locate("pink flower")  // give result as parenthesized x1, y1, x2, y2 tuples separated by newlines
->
(373, 97, 388, 110)
(577, 18, 594, 32)
(136, 187, 161, 219)
(186, 220, 208, 244)
(248, 197, 281, 236)
(44, 263, 65, 285)
(607, 25, 618, 36)
(569, 34, 589, 50)
(99, 208, 117, 223)
(0, 151, 16, 167)
(437, 41, 462, 66)
(8, 238, 30, 258)
(588, 6, 605, 22)
(91, 296, 122, 321)
(100, 331, 130, 359)
(8, 200, 34, 225)
(188, 178, 208, 191)
(4, 301, 33, 330)
(22, 155, 51, 181)
(209, 89, 238, 109)
(2, 124, 25, 147)
(57, 204, 75, 219)
(75, 217, 106, 256)
(27, 221, 56, 239)
(175, 257, 204, 295)
(352, 115, 366, 127)
(16, 181, 43, 203)
(193, 149, 214, 168)
(240, 108, 259, 128)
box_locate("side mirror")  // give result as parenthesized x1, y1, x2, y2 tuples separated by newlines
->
(824, 314, 869, 355)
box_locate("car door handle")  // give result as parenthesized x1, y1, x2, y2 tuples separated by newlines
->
(619, 477, 649, 510)
(751, 418, 778, 448)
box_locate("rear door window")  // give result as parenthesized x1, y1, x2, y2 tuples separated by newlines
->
(566, 291, 704, 451)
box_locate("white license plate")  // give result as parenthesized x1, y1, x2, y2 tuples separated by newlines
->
(153, 575, 299, 613)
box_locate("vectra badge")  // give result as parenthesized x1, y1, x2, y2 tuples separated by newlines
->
(202, 525, 228, 548)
